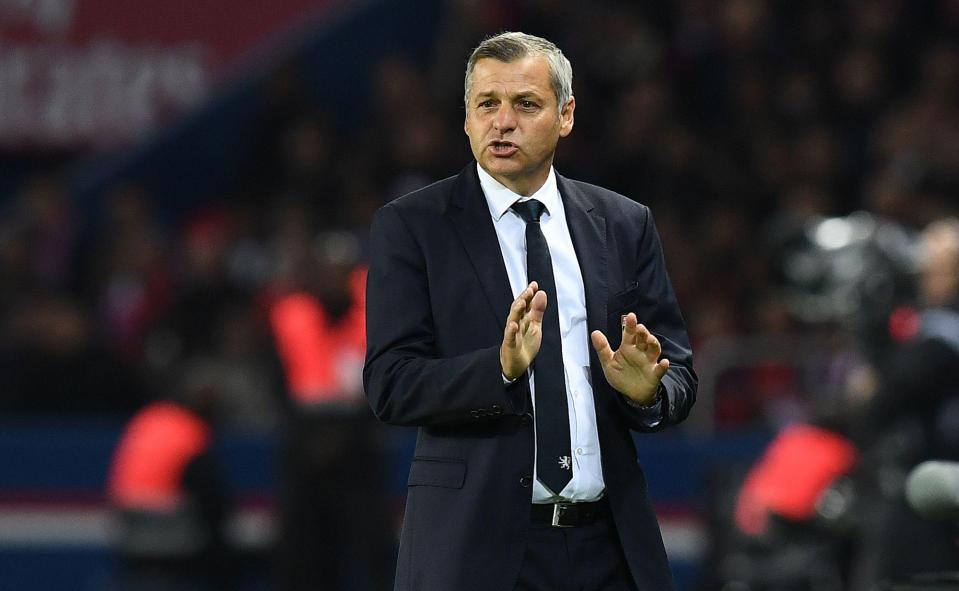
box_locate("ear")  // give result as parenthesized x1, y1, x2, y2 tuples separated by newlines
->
(558, 96, 575, 138)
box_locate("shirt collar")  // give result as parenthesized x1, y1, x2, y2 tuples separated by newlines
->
(476, 163, 560, 222)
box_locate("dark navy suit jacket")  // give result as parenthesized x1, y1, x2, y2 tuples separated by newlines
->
(364, 163, 697, 591)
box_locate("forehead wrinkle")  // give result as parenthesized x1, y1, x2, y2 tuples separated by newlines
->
(469, 84, 551, 103)
(470, 58, 552, 91)
(473, 88, 545, 97)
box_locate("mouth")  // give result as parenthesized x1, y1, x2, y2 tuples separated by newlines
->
(488, 140, 518, 157)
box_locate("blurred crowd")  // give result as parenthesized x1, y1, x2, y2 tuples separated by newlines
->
(2, 0, 957, 423)
(1, 0, 958, 589)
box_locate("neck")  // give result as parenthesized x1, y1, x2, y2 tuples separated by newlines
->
(484, 165, 552, 197)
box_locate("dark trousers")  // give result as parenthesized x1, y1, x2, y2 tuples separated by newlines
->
(515, 510, 638, 591)
(274, 409, 395, 591)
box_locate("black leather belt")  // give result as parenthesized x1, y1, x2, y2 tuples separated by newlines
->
(530, 497, 609, 528)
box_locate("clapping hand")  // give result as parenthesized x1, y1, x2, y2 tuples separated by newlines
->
(500, 282, 546, 380)
(590, 312, 669, 405)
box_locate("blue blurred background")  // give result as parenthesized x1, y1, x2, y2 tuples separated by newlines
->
(1, 0, 958, 589)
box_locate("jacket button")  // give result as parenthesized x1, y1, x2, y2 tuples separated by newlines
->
(520, 413, 533, 426)
(519, 476, 533, 488)
(491, 404, 503, 415)
(470, 410, 480, 419)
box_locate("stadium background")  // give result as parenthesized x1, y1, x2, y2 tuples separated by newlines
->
(1, 0, 957, 589)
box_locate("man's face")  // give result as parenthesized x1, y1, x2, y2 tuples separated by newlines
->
(464, 55, 574, 196)
(920, 228, 959, 306)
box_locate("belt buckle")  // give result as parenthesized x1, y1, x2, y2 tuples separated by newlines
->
(551, 502, 575, 528)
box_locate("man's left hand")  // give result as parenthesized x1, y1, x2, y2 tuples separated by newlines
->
(590, 313, 669, 405)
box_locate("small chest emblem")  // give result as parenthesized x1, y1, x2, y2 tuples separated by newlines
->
(558, 455, 571, 470)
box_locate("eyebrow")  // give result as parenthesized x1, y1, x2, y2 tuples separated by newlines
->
(513, 90, 542, 99)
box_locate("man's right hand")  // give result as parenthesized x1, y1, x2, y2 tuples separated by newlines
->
(500, 282, 547, 380)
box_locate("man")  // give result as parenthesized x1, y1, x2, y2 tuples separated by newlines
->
(270, 251, 394, 591)
(107, 363, 234, 590)
(847, 218, 959, 587)
(364, 32, 696, 591)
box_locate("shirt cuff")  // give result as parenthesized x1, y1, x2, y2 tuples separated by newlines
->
(624, 383, 666, 427)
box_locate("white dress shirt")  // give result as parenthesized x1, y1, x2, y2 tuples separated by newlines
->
(477, 163, 605, 503)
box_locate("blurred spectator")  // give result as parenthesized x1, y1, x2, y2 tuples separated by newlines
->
(89, 184, 173, 363)
(143, 204, 281, 430)
(269, 232, 393, 591)
(5, 0, 955, 418)
(13, 175, 79, 290)
(843, 218, 959, 587)
(107, 362, 235, 590)
(162, 209, 243, 359)
(0, 174, 80, 305)
(0, 1, 957, 588)
(0, 176, 144, 413)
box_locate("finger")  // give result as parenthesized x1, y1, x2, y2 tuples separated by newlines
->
(636, 323, 656, 353)
(503, 320, 520, 345)
(645, 333, 661, 361)
(522, 282, 537, 301)
(528, 290, 547, 324)
(630, 314, 649, 351)
(618, 341, 649, 368)
(507, 295, 528, 324)
(635, 322, 649, 341)
(512, 283, 537, 310)
(634, 334, 647, 352)
(590, 330, 615, 365)
(622, 313, 640, 347)
(654, 358, 669, 379)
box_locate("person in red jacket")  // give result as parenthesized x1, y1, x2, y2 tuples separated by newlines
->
(269, 236, 394, 591)
(107, 364, 234, 590)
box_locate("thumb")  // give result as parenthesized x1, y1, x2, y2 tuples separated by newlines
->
(528, 290, 547, 324)
(590, 330, 614, 364)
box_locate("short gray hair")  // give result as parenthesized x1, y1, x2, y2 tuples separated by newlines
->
(464, 32, 573, 115)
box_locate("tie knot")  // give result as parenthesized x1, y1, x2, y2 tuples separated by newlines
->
(511, 199, 546, 224)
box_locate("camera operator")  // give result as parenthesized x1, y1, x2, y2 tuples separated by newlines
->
(849, 218, 959, 588)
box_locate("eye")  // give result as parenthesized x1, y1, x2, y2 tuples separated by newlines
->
(479, 99, 497, 109)
(518, 100, 539, 111)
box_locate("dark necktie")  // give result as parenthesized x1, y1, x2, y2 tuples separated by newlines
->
(511, 199, 572, 494)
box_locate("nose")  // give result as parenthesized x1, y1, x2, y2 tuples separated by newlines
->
(492, 104, 517, 133)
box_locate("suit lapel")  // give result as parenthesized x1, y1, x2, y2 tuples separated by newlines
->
(446, 165, 609, 345)
(557, 174, 608, 343)
(448, 163, 515, 326)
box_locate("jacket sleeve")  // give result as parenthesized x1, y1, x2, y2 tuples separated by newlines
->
(362, 203, 529, 427)
(615, 207, 697, 432)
